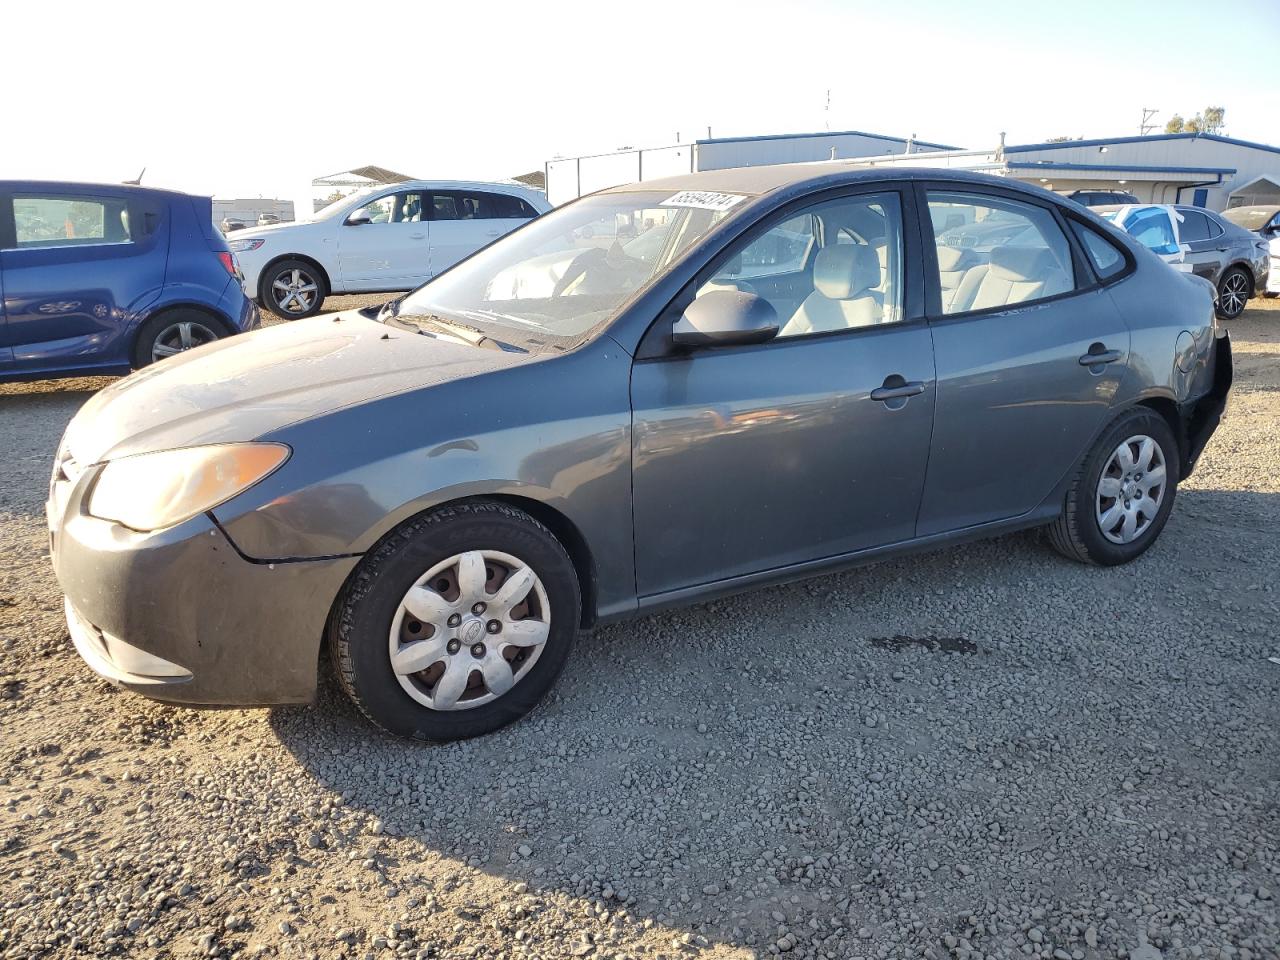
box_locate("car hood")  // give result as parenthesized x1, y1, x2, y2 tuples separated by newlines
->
(63, 313, 534, 464)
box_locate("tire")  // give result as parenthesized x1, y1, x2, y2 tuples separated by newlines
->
(261, 259, 326, 319)
(1215, 266, 1251, 320)
(1048, 408, 1180, 566)
(131, 309, 228, 369)
(330, 501, 581, 741)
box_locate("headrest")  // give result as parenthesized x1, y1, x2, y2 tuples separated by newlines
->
(989, 246, 1055, 282)
(934, 245, 969, 271)
(814, 245, 880, 299)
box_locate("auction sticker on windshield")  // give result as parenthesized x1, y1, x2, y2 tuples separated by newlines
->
(661, 191, 746, 212)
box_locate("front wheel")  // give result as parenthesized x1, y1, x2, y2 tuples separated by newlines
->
(1048, 408, 1180, 565)
(1216, 267, 1251, 320)
(329, 501, 581, 741)
(261, 259, 325, 319)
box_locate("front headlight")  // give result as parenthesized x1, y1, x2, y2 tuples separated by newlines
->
(228, 238, 265, 253)
(88, 443, 290, 532)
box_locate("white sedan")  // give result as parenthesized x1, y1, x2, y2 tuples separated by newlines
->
(228, 181, 550, 319)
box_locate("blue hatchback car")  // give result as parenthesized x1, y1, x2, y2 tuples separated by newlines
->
(0, 181, 258, 382)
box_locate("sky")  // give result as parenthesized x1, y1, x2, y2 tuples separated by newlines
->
(4, 0, 1278, 215)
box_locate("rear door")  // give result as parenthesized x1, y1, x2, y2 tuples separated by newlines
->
(337, 190, 430, 289)
(916, 185, 1130, 536)
(427, 191, 518, 275)
(0, 195, 11, 371)
(0, 185, 166, 377)
(1175, 208, 1222, 282)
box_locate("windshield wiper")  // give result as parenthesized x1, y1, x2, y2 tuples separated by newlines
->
(388, 312, 520, 352)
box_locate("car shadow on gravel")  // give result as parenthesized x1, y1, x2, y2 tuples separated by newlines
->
(264, 502, 1280, 955)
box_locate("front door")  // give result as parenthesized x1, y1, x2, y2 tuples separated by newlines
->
(337, 190, 430, 289)
(630, 188, 936, 598)
(916, 187, 1130, 536)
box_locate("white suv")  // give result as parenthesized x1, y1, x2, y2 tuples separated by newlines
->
(228, 181, 550, 319)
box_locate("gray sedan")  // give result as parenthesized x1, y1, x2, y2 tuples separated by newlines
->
(1095, 203, 1270, 318)
(48, 166, 1231, 741)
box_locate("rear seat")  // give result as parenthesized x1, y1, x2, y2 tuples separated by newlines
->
(949, 245, 1071, 313)
(935, 246, 978, 312)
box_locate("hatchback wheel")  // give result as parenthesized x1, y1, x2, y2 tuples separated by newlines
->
(263, 259, 325, 319)
(132, 309, 226, 368)
(1216, 267, 1251, 320)
(1048, 408, 1180, 565)
(330, 501, 580, 741)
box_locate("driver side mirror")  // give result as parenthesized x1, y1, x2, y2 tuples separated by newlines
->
(673, 289, 779, 348)
(346, 215, 372, 226)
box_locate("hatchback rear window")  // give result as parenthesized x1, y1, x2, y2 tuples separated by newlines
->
(13, 195, 133, 247)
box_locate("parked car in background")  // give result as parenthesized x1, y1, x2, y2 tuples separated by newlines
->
(48, 166, 1230, 740)
(1067, 189, 1140, 207)
(257, 213, 283, 226)
(1, 181, 258, 382)
(220, 217, 248, 233)
(1221, 204, 1280, 296)
(229, 181, 550, 319)
(1096, 204, 1269, 318)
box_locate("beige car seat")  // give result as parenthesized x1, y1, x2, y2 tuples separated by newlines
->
(781, 245, 882, 337)
(949, 245, 1071, 313)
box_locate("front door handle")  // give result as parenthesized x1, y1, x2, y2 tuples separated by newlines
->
(1078, 348, 1122, 366)
(870, 380, 926, 402)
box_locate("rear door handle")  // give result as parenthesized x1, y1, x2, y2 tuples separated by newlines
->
(1078, 348, 1122, 366)
(870, 380, 926, 402)
(409, 232, 426, 240)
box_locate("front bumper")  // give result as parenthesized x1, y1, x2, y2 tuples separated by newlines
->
(49, 479, 358, 705)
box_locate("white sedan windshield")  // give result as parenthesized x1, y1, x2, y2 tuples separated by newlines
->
(396, 192, 737, 339)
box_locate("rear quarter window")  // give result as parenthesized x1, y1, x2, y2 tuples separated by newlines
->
(1069, 219, 1127, 281)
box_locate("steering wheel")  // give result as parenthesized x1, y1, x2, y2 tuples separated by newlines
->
(551, 247, 608, 298)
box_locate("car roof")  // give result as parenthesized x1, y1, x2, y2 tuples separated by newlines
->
(595, 162, 1067, 205)
(375, 179, 543, 196)
(0, 179, 202, 201)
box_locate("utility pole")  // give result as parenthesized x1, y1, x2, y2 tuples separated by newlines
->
(1140, 107, 1159, 136)
(825, 89, 830, 131)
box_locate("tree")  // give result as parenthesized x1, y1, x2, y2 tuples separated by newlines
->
(1164, 107, 1225, 136)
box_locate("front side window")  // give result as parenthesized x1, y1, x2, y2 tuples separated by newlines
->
(395, 190, 738, 340)
(1122, 208, 1180, 257)
(350, 192, 423, 225)
(703, 192, 904, 338)
(927, 192, 1075, 315)
(13, 195, 132, 247)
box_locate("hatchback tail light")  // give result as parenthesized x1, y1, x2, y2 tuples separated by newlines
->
(216, 251, 242, 280)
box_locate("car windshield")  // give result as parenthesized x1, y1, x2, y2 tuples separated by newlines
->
(394, 191, 740, 340)
(1221, 206, 1279, 231)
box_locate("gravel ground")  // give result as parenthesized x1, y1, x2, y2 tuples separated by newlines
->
(2, 297, 1278, 960)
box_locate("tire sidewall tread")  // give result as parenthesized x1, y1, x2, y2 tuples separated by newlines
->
(1049, 407, 1180, 566)
(329, 500, 580, 742)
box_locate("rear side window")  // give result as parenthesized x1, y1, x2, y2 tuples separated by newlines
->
(1177, 210, 1212, 242)
(489, 193, 540, 219)
(927, 191, 1076, 315)
(1069, 220, 1127, 280)
(13, 194, 133, 247)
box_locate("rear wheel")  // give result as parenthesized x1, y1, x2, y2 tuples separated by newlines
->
(1049, 408, 1180, 565)
(330, 501, 581, 741)
(1216, 267, 1251, 319)
(261, 259, 326, 319)
(131, 309, 227, 368)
